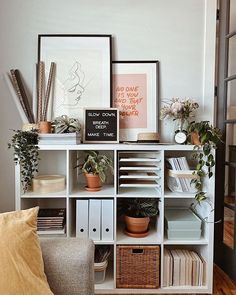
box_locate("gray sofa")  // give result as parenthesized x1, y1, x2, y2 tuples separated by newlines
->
(40, 238, 94, 295)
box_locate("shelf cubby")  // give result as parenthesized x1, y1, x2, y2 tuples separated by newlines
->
(117, 151, 162, 195)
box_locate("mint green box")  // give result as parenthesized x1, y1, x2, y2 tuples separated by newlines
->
(165, 208, 202, 240)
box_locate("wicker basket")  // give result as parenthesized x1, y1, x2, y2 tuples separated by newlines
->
(116, 245, 160, 289)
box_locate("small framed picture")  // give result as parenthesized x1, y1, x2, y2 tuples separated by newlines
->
(38, 34, 112, 127)
(112, 61, 159, 142)
(83, 108, 119, 143)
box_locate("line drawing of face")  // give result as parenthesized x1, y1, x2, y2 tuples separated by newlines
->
(63, 61, 85, 104)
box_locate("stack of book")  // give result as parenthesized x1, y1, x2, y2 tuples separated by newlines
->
(166, 157, 196, 193)
(37, 208, 66, 235)
(39, 132, 81, 145)
(163, 249, 206, 287)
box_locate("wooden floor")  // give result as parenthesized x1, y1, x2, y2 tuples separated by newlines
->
(100, 265, 236, 295)
(223, 220, 234, 249)
(211, 265, 236, 295)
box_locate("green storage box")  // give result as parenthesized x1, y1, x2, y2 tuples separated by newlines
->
(165, 208, 202, 240)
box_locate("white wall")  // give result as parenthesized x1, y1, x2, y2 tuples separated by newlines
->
(0, 0, 217, 212)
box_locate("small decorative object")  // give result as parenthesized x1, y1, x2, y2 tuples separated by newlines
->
(112, 61, 159, 142)
(137, 132, 160, 143)
(8, 130, 39, 192)
(75, 151, 113, 191)
(36, 61, 56, 131)
(84, 108, 119, 143)
(22, 123, 39, 132)
(52, 115, 81, 134)
(118, 198, 159, 237)
(187, 121, 222, 202)
(32, 175, 65, 193)
(160, 97, 199, 144)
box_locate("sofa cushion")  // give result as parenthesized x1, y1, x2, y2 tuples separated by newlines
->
(0, 207, 53, 295)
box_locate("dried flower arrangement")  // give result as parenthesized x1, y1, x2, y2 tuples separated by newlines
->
(160, 98, 199, 121)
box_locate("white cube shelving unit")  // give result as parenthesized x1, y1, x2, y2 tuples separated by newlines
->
(15, 144, 215, 294)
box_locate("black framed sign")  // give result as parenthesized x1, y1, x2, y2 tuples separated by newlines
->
(84, 108, 119, 143)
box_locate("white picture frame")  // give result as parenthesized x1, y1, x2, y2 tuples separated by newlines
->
(112, 61, 159, 142)
(38, 34, 112, 126)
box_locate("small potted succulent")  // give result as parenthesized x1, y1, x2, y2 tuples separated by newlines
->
(75, 151, 113, 191)
(118, 198, 159, 237)
(8, 129, 39, 192)
(187, 121, 222, 202)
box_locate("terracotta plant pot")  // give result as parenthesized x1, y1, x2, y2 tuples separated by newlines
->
(84, 173, 101, 191)
(191, 131, 201, 145)
(124, 215, 150, 234)
(39, 121, 52, 133)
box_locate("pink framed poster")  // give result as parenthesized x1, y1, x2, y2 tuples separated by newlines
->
(112, 61, 159, 141)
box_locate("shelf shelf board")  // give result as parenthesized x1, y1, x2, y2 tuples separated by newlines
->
(118, 187, 161, 197)
(21, 190, 67, 198)
(38, 233, 67, 238)
(70, 185, 115, 197)
(120, 184, 160, 188)
(94, 240, 115, 245)
(164, 237, 208, 245)
(161, 285, 208, 292)
(37, 143, 198, 151)
(116, 227, 161, 244)
(120, 175, 160, 180)
(120, 166, 161, 171)
(119, 158, 161, 162)
(164, 190, 196, 199)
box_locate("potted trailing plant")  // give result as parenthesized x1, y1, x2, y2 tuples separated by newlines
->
(8, 129, 39, 192)
(118, 198, 159, 237)
(75, 151, 113, 191)
(187, 121, 222, 202)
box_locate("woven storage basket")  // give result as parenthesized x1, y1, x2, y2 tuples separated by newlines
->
(116, 245, 160, 289)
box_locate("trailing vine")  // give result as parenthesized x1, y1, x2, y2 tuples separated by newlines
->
(8, 130, 39, 192)
(188, 121, 222, 202)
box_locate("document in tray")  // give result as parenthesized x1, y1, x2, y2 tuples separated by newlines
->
(166, 157, 195, 193)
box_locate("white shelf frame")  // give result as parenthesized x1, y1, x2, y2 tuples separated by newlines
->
(15, 144, 214, 294)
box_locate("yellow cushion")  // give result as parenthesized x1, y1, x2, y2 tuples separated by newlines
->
(0, 207, 53, 295)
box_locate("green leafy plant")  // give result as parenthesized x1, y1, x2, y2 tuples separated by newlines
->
(8, 130, 39, 192)
(52, 115, 81, 133)
(187, 121, 222, 202)
(75, 151, 113, 182)
(118, 198, 159, 218)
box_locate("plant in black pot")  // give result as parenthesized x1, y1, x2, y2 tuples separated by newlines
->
(118, 198, 159, 238)
(74, 151, 113, 192)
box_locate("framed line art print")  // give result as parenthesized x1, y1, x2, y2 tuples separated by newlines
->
(112, 61, 159, 142)
(38, 34, 112, 125)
